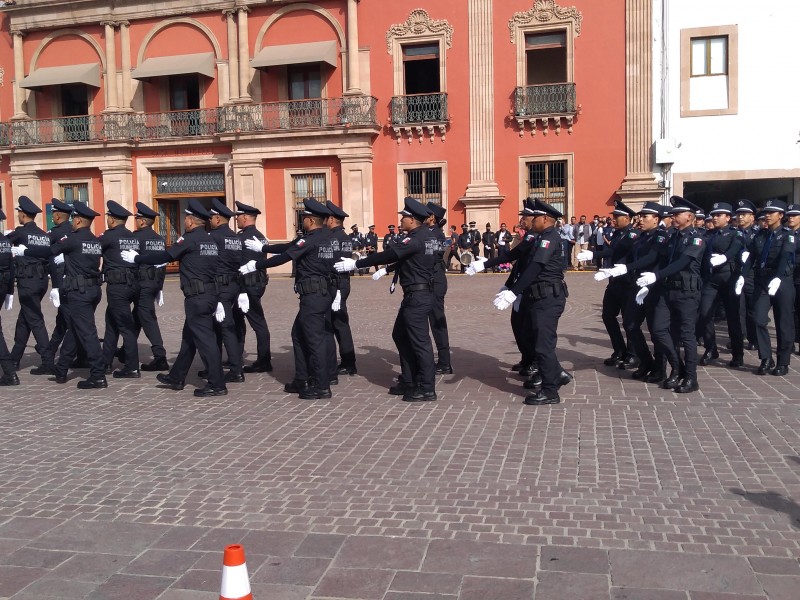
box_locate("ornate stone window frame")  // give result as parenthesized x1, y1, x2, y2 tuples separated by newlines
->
(518, 152, 574, 219)
(283, 167, 333, 240)
(396, 161, 448, 214)
(53, 177, 94, 212)
(386, 9, 453, 96)
(680, 25, 738, 118)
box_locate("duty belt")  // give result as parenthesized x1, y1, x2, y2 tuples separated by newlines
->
(239, 270, 268, 287)
(665, 274, 702, 291)
(105, 269, 137, 285)
(214, 272, 238, 286)
(63, 275, 101, 292)
(524, 280, 567, 300)
(402, 282, 433, 294)
(138, 266, 165, 282)
(182, 279, 213, 297)
(15, 263, 46, 279)
(295, 276, 333, 296)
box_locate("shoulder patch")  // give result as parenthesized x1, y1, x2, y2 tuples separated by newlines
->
(60, 235, 68, 242)
(629, 231, 638, 238)
(175, 236, 184, 244)
(692, 238, 703, 246)
(657, 235, 665, 243)
(402, 237, 411, 244)
(539, 239, 550, 248)
(296, 238, 306, 246)
(789, 235, 795, 244)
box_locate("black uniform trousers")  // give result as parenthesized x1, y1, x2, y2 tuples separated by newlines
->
(753, 276, 795, 366)
(515, 297, 538, 369)
(393, 290, 435, 393)
(648, 287, 681, 374)
(134, 276, 166, 361)
(699, 271, 744, 358)
(525, 287, 566, 394)
(794, 278, 800, 345)
(234, 278, 271, 364)
(739, 275, 757, 346)
(641, 287, 665, 373)
(214, 280, 244, 373)
(11, 275, 50, 365)
(668, 288, 702, 380)
(101, 280, 140, 371)
(170, 293, 226, 390)
(0, 313, 14, 377)
(55, 284, 105, 380)
(291, 287, 335, 388)
(602, 281, 633, 356)
(623, 291, 653, 368)
(428, 270, 450, 368)
(332, 277, 356, 368)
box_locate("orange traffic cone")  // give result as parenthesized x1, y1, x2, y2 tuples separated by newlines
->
(219, 544, 252, 600)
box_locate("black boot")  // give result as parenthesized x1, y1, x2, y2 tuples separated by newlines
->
(662, 370, 681, 390)
(771, 365, 789, 376)
(523, 390, 561, 405)
(30, 363, 57, 376)
(675, 377, 699, 393)
(336, 364, 358, 376)
(558, 370, 573, 387)
(523, 373, 543, 389)
(0, 362, 19, 386)
(284, 379, 310, 394)
(616, 355, 639, 370)
(389, 382, 413, 395)
(728, 356, 744, 368)
(141, 357, 170, 372)
(402, 386, 437, 402)
(299, 386, 332, 400)
(631, 360, 654, 380)
(156, 373, 185, 391)
(193, 385, 228, 397)
(603, 352, 623, 366)
(699, 347, 719, 366)
(77, 377, 108, 389)
(224, 371, 245, 383)
(243, 359, 273, 373)
(756, 358, 775, 375)
(113, 368, 141, 379)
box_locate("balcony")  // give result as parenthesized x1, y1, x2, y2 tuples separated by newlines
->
(389, 93, 448, 144)
(0, 96, 379, 148)
(513, 83, 578, 136)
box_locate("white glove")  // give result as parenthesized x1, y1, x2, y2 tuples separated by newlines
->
(49, 288, 60, 308)
(466, 257, 487, 276)
(54, 253, 64, 265)
(709, 254, 727, 267)
(636, 272, 657, 287)
(741, 251, 750, 264)
(120, 249, 138, 263)
(608, 264, 628, 278)
(735, 276, 745, 296)
(214, 302, 225, 323)
(11, 244, 26, 257)
(239, 260, 256, 275)
(237, 292, 250, 313)
(157, 291, 164, 307)
(3, 294, 12, 311)
(155, 263, 168, 269)
(245, 236, 264, 253)
(768, 277, 781, 296)
(331, 290, 342, 312)
(372, 267, 387, 281)
(635, 287, 649, 305)
(3, 229, 12, 236)
(594, 269, 612, 282)
(334, 258, 357, 273)
(577, 250, 593, 261)
(493, 289, 517, 311)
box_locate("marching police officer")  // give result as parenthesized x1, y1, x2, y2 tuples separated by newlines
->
(241, 198, 338, 399)
(0, 208, 19, 386)
(635, 197, 706, 393)
(737, 199, 796, 376)
(208, 198, 246, 383)
(7, 196, 51, 371)
(132, 202, 169, 371)
(15, 202, 108, 389)
(99, 201, 141, 378)
(324, 201, 357, 376)
(425, 202, 452, 374)
(234, 201, 272, 373)
(787, 204, 800, 355)
(123, 199, 228, 397)
(734, 199, 759, 350)
(335, 197, 438, 402)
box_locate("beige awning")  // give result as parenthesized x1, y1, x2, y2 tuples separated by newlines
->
(251, 41, 338, 69)
(132, 53, 215, 80)
(20, 63, 101, 89)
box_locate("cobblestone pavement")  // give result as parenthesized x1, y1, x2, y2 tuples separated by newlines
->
(0, 273, 798, 599)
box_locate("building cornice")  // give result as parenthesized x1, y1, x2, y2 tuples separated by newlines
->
(508, 0, 582, 42)
(386, 9, 453, 54)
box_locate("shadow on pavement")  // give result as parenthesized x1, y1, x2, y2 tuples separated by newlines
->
(730, 487, 800, 530)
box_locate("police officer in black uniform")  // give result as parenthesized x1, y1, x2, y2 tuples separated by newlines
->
(335, 197, 438, 402)
(7, 196, 52, 371)
(234, 201, 272, 373)
(364, 225, 379, 263)
(324, 201, 357, 375)
(482, 224, 496, 261)
(131, 202, 169, 371)
(208, 198, 246, 383)
(737, 199, 796, 376)
(734, 199, 759, 350)
(382, 225, 397, 250)
(242, 198, 338, 399)
(123, 199, 227, 397)
(15, 202, 108, 389)
(786, 204, 800, 355)
(697, 202, 744, 367)
(425, 202, 452, 374)
(635, 197, 706, 393)
(0, 208, 19, 386)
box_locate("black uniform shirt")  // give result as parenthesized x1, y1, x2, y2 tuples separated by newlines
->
(656, 226, 705, 280)
(209, 223, 243, 275)
(382, 233, 397, 250)
(701, 225, 743, 276)
(135, 226, 166, 255)
(429, 226, 446, 274)
(99, 224, 139, 274)
(482, 230, 496, 248)
(364, 232, 378, 250)
(626, 228, 667, 276)
(255, 227, 336, 281)
(331, 226, 354, 283)
(388, 225, 437, 287)
(238, 224, 268, 264)
(48, 220, 72, 287)
(596, 225, 639, 265)
(510, 226, 564, 295)
(47, 226, 103, 280)
(457, 231, 472, 250)
(165, 227, 220, 287)
(748, 225, 796, 279)
(8, 221, 50, 270)
(0, 234, 14, 294)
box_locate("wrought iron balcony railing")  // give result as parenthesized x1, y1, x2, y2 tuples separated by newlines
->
(514, 83, 576, 117)
(390, 93, 448, 125)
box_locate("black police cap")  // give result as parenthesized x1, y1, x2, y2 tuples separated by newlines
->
(611, 199, 636, 217)
(518, 197, 537, 216)
(106, 200, 132, 219)
(134, 202, 159, 219)
(426, 202, 446, 221)
(763, 198, 788, 213)
(398, 197, 431, 221)
(300, 197, 331, 218)
(17, 195, 42, 215)
(709, 202, 733, 215)
(735, 199, 756, 214)
(669, 195, 700, 215)
(325, 201, 349, 220)
(388, 224, 395, 230)
(210, 198, 235, 218)
(637, 201, 663, 215)
(185, 198, 211, 220)
(234, 201, 261, 216)
(786, 204, 800, 216)
(532, 198, 563, 219)
(51, 199, 74, 214)
(72, 202, 100, 219)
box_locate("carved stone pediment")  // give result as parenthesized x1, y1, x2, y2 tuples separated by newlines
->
(508, 0, 582, 42)
(386, 9, 453, 54)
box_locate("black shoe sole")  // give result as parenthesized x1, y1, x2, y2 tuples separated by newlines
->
(523, 396, 561, 405)
(193, 388, 228, 397)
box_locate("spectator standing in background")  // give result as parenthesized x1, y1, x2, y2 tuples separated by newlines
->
(573, 215, 591, 270)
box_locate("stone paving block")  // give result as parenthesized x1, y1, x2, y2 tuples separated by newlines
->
(333, 536, 428, 570)
(241, 530, 306, 556)
(172, 569, 219, 592)
(294, 533, 347, 558)
(152, 526, 210, 550)
(155, 590, 217, 600)
(539, 545, 609, 574)
(459, 575, 535, 600)
(422, 539, 537, 578)
(384, 593, 457, 600)
(313, 567, 395, 599)
(0, 537, 28, 560)
(30, 519, 167, 555)
(9, 577, 97, 599)
(610, 550, 761, 594)
(610, 588, 688, 600)
(755, 574, 800, 600)
(0, 517, 64, 540)
(122, 549, 205, 577)
(0, 565, 47, 597)
(747, 556, 800, 575)
(251, 555, 330, 586)
(249, 582, 315, 600)
(689, 592, 767, 600)
(85, 573, 174, 600)
(534, 571, 609, 600)
(1, 546, 73, 569)
(188, 528, 251, 552)
(390, 570, 462, 595)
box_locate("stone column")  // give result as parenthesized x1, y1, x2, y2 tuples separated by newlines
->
(231, 158, 266, 229)
(224, 9, 240, 101)
(102, 21, 118, 111)
(237, 7, 252, 101)
(119, 21, 132, 110)
(345, 0, 361, 94)
(460, 0, 503, 218)
(101, 162, 134, 211)
(340, 156, 374, 230)
(616, 0, 662, 207)
(12, 30, 27, 119)
(10, 170, 41, 206)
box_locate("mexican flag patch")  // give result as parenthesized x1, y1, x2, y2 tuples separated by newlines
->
(296, 238, 306, 246)
(692, 238, 703, 246)
(540, 240, 550, 248)
(789, 235, 795, 244)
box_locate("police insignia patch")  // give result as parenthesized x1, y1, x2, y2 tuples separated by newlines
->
(692, 238, 703, 246)
(790, 235, 795, 244)
(402, 237, 411, 244)
(540, 240, 550, 248)
(296, 238, 306, 246)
